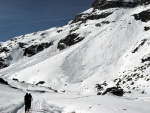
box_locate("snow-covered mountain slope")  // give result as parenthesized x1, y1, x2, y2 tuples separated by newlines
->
(1, 0, 150, 95)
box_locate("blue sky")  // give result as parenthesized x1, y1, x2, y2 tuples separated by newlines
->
(0, 0, 93, 42)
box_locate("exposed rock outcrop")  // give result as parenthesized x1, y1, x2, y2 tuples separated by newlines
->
(92, 0, 139, 10)
(102, 87, 124, 96)
(24, 42, 52, 57)
(57, 33, 84, 50)
(141, 0, 150, 5)
(133, 9, 150, 22)
(72, 12, 112, 24)
(0, 78, 8, 85)
(36, 81, 45, 86)
(0, 57, 8, 69)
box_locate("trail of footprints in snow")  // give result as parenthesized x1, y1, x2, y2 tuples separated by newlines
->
(16, 99, 62, 113)
(0, 102, 24, 113)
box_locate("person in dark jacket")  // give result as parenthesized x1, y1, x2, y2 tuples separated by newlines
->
(28, 93, 33, 109)
(24, 93, 30, 113)
(24, 93, 33, 113)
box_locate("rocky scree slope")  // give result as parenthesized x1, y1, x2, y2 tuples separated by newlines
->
(0, 0, 150, 95)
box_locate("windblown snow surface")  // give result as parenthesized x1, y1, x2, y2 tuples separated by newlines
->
(1, 0, 150, 113)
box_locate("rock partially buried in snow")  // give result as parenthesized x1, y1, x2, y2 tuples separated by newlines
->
(102, 87, 124, 96)
(36, 81, 45, 86)
(0, 78, 8, 85)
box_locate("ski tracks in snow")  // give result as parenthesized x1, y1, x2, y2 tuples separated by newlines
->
(17, 99, 62, 113)
(0, 99, 62, 113)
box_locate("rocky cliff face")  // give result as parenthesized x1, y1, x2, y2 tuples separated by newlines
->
(92, 0, 140, 10)
(141, 0, 150, 5)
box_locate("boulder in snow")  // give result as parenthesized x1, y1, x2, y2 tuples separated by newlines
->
(102, 87, 124, 96)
